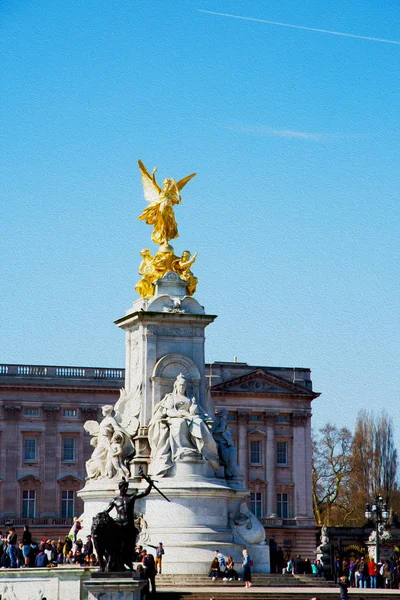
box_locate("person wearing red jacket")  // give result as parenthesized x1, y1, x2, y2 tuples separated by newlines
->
(368, 557, 378, 588)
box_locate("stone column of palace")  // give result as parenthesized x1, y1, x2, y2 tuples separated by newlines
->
(292, 414, 308, 519)
(3, 405, 21, 515)
(43, 406, 60, 515)
(237, 412, 249, 486)
(265, 414, 276, 517)
(304, 414, 313, 518)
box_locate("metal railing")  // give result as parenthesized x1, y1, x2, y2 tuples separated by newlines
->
(0, 517, 74, 526)
(0, 364, 124, 380)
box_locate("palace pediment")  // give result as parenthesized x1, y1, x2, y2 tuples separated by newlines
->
(211, 368, 319, 398)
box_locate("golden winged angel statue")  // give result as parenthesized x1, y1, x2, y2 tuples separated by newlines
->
(138, 160, 196, 251)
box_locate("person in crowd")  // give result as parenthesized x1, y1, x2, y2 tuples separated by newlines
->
(242, 549, 252, 589)
(30, 542, 39, 566)
(286, 556, 293, 574)
(21, 525, 32, 568)
(142, 550, 156, 594)
(208, 556, 220, 580)
(215, 549, 226, 573)
(72, 516, 82, 543)
(276, 546, 285, 573)
(35, 546, 49, 568)
(382, 559, 392, 589)
(311, 561, 318, 576)
(316, 559, 323, 578)
(225, 556, 239, 581)
(62, 536, 72, 563)
(16, 543, 24, 568)
(269, 537, 278, 573)
(84, 535, 93, 558)
(358, 556, 367, 588)
(44, 541, 52, 564)
(303, 557, 312, 574)
(75, 549, 85, 565)
(7, 527, 18, 568)
(294, 554, 303, 575)
(339, 575, 349, 600)
(65, 549, 75, 564)
(348, 558, 356, 587)
(155, 542, 164, 575)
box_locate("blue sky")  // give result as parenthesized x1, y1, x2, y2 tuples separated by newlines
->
(2, 1, 400, 450)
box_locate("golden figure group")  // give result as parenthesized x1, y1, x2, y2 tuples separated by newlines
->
(136, 160, 198, 298)
(135, 247, 198, 299)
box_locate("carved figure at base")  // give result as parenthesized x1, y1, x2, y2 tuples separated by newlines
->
(84, 387, 141, 481)
(212, 408, 242, 479)
(135, 248, 155, 299)
(231, 502, 266, 545)
(84, 405, 134, 480)
(148, 374, 219, 477)
(172, 251, 198, 295)
(92, 477, 153, 572)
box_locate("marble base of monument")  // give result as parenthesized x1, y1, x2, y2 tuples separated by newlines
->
(141, 459, 270, 574)
(85, 574, 147, 600)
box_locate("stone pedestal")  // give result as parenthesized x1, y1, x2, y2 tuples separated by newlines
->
(85, 574, 147, 600)
(140, 458, 269, 574)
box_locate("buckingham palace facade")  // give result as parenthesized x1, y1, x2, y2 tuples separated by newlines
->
(0, 361, 319, 556)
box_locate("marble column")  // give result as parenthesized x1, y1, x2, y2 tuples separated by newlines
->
(265, 414, 276, 517)
(292, 414, 307, 518)
(304, 414, 313, 518)
(238, 412, 249, 487)
(4, 405, 21, 516)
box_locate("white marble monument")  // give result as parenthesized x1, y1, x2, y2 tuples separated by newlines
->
(77, 160, 270, 575)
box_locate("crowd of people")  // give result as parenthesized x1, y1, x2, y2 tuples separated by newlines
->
(208, 549, 252, 588)
(0, 525, 98, 569)
(336, 555, 400, 589)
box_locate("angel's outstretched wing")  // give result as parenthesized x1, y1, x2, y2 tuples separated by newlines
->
(138, 159, 162, 203)
(114, 385, 142, 438)
(83, 420, 100, 437)
(176, 172, 196, 191)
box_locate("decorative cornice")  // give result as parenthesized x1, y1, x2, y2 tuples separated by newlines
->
(80, 406, 98, 417)
(291, 414, 308, 427)
(238, 411, 250, 424)
(211, 368, 319, 399)
(3, 404, 22, 416)
(43, 405, 60, 417)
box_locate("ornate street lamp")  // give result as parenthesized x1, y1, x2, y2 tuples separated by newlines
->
(365, 496, 389, 563)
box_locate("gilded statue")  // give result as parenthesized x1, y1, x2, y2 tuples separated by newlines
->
(172, 251, 198, 296)
(138, 159, 196, 251)
(135, 161, 199, 299)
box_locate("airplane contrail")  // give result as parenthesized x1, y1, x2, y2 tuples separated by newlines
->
(198, 9, 400, 46)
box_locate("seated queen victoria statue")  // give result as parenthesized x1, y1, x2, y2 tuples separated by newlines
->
(148, 374, 219, 477)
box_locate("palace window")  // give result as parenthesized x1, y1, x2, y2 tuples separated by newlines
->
(250, 440, 261, 464)
(22, 490, 36, 518)
(24, 408, 39, 416)
(277, 492, 289, 518)
(24, 437, 37, 462)
(276, 415, 289, 423)
(276, 441, 288, 466)
(249, 414, 261, 421)
(63, 437, 76, 462)
(250, 492, 263, 518)
(62, 490, 75, 518)
(63, 409, 77, 417)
